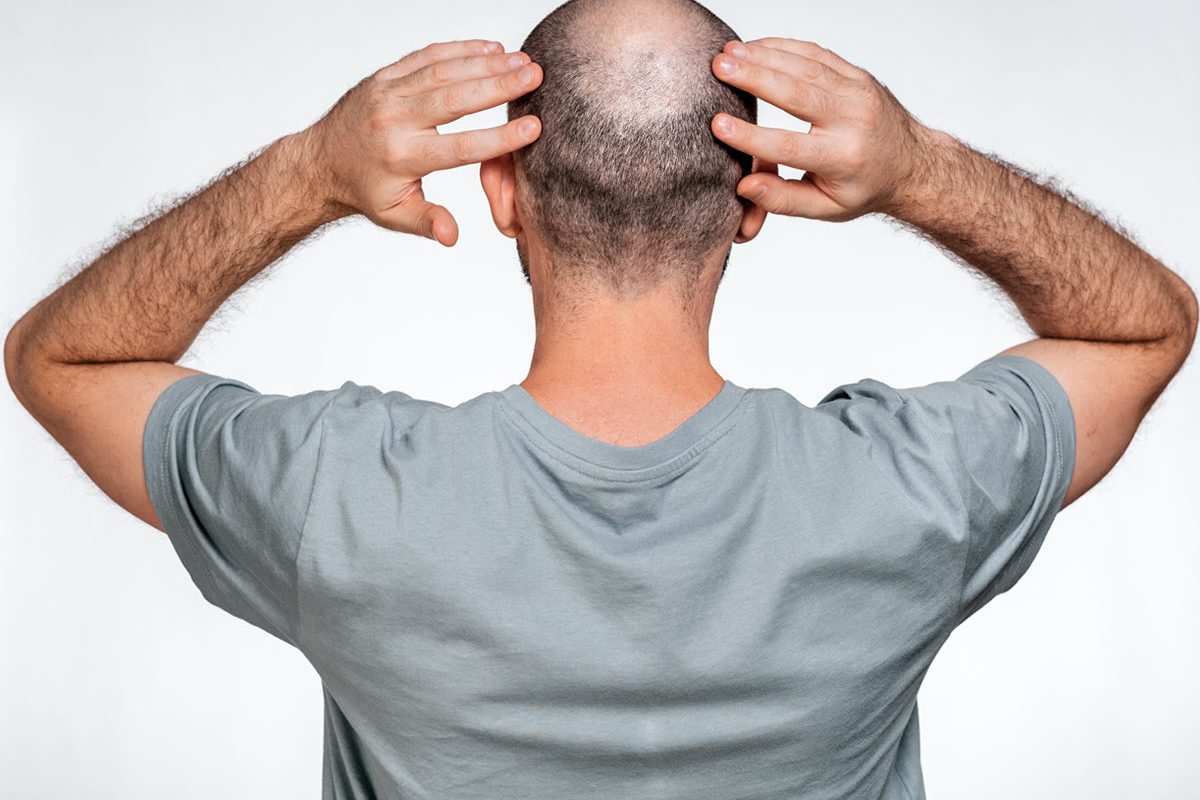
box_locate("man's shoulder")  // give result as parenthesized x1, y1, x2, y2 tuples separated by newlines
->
(316, 381, 501, 432)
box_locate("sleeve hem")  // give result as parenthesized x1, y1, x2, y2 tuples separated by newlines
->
(953, 353, 1077, 620)
(142, 372, 257, 607)
(958, 354, 1077, 505)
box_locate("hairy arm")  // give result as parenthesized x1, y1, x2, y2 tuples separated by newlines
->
(895, 140, 1195, 348)
(711, 37, 1198, 508)
(891, 134, 1197, 507)
(4, 138, 335, 529)
(4, 39, 543, 529)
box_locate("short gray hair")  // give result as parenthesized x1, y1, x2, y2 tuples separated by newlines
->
(508, 0, 757, 297)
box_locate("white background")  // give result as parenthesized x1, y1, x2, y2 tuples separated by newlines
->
(2, 1, 1197, 797)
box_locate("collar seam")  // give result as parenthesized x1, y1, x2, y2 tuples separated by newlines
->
(493, 391, 755, 484)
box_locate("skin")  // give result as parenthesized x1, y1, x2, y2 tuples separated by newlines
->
(708, 38, 1197, 508)
(4, 36, 1197, 537)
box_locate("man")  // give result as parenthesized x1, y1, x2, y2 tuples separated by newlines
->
(5, 0, 1195, 797)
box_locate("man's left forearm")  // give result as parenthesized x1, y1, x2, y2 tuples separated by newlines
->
(5, 133, 340, 383)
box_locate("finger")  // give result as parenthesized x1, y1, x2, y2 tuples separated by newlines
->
(421, 116, 542, 172)
(753, 158, 780, 178)
(378, 39, 504, 81)
(392, 51, 531, 96)
(713, 53, 841, 123)
(734, 158, 777, 244)
(723, 41, 853, 95)
(411, 62, 543, 125)
(414, 201, 459, 246)
(711, 113, 832, 172)
(736, 172, 846, 220)
(745, 38, 867, 81)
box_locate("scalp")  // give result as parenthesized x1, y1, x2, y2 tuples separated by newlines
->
(549, 0, 731, 119)
(508, 0, 757, 295)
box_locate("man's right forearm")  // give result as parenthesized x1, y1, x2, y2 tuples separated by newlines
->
(892, 128, 1198, 354)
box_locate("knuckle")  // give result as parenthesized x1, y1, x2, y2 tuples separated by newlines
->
(367, 104, 394, 132)
(764, 190, 790, 214)
(796, 58, 821, 82)
(488, 53, 511, 73)
(439, 85, 465, 113)
(450, 133, 477, 162)
(382, 138, 409, 169)
(428, 60, 451, 83)
(506, 68, 530, 91)
(777, 133, 802, 162)
(415, 139, 443, 167)
(854, 101, 880, 130)
(789, 82, 814, 112)
(806, 138, 830, 167)
(862, 73, 884, 93)
(364, 73, 388, 95)
(842, 141, 867, 171)
(411, 93, 436, 120)
(506, 121, 527, 144)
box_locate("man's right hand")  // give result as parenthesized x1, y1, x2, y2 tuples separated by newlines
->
(710, 38, 938, 223)
(300, 39, 544, 245)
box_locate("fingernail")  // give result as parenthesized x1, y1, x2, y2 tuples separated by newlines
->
(744, 184, 767, 201)
(519, 117, 539, 137)
(518, 65, 535, 85)
(506, 53, 525, 69)
(715, 55, 738, 74)
(714, 115, 734, 135)
(484, 41, 503, 53)
(728, 41, 748, 59)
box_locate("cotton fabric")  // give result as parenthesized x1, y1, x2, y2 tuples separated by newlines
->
(143, 354, 1075, 799)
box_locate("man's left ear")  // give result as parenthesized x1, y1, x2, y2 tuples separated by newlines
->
(733, 157, 776, 244)
(479, 154, 522, 239)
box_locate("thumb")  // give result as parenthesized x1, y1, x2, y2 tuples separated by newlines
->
(414, 201, 459, 247)
(737, 173, 845, 221)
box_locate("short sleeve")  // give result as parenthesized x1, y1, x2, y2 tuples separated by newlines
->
(142, 373, 363, 646)
(816, 354, 1076, 623)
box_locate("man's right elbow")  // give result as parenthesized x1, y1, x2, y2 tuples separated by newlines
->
(3, 316, 44, 411)
(4, 318, 31, 402)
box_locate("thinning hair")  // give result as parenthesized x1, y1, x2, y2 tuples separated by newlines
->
(508, 0, 757, 297)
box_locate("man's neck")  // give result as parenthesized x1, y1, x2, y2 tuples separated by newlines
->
(519, 286, 725, 448)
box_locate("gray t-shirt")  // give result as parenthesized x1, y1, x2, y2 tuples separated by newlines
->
(143, 353, 1075, 800)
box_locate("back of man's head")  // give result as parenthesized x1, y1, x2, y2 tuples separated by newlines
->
(508, 0, 756, 297)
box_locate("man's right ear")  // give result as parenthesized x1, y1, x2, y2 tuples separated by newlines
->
(479, 154, 523, 239)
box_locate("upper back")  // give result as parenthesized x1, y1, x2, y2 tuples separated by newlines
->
(145, 355, 1074, 798)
